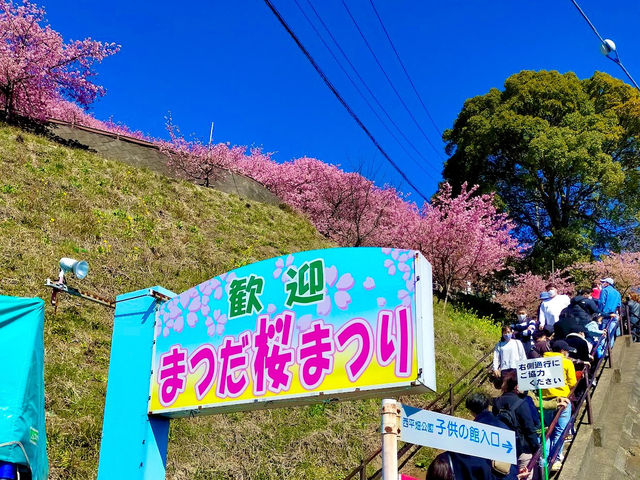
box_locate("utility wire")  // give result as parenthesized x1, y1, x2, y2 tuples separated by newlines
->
(569, 0, 640, 91)
(296, 0, 440, 182)
(263, 0, 430, 202)
(341, 0, 445, 160)
(569, 0, 605, 43)
(368, 0, 442, 138)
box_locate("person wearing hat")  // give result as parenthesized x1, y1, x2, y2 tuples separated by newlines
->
(536, 291, 551, 330)
(528, 328, 552, 359)
(598, 277, 621, 317)
(541, 340, 577, 472)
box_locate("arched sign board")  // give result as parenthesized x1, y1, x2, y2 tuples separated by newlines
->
(149, 247, 436, 417)
(97, 247, 435, 479)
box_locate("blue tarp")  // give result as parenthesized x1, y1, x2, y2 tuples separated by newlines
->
(0, 295, 48, 479)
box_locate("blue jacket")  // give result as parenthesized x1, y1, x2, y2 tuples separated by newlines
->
(598, 285, 621, 315)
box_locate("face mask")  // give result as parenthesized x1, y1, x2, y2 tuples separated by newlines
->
(504, 333, 512, 341)
(517, 314, 527, 322)
(548, 289, 557, 298)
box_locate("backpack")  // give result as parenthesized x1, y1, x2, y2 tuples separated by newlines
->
(495, 398, 526, 450)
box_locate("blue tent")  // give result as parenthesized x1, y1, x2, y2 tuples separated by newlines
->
(0, 295, 48, 479)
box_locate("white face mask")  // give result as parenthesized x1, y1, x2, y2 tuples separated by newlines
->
(548, 289, 558, 298)
(517, 314, 527, 322)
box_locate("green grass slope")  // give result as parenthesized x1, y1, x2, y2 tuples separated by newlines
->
(0, 124, 500, 479)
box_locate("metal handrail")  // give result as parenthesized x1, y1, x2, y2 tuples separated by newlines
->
(345, 312, 627, 480)
(525, 316, 618, 477)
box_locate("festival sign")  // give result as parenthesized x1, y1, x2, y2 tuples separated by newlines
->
(148, 247, 435, 416)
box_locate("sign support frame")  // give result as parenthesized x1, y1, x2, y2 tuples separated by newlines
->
(97, 286, 175, 480)
(381, 398, 399, 480)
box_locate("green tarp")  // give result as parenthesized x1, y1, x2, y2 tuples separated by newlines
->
(0, 295, 48, 479)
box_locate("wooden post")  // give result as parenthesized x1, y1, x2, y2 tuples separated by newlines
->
(381, 399, 399, 480)
(359, 459, 366, 480)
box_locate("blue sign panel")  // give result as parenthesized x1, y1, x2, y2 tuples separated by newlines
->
(400, 404, 516, 464)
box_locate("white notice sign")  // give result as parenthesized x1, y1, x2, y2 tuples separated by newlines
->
(400, 404, 517, 465)
(516, 357, 566, 392)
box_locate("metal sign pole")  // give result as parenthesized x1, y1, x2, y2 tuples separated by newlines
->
(538, 387, 549, 480)
(381, 399, 399, 480)
(97, 286, 175, 480)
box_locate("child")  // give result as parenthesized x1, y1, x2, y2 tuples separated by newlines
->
(511, 306, 537, 356)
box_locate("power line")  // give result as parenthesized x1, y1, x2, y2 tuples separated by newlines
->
(262, 0, 431, 202)
(569, 0, 640, 91)
(340, 0, 445, 160)
(295, 0, 440, 182)
(569, 0, 605, 43)
(368, 0, 442, 138)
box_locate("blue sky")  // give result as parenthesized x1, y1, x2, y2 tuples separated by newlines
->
(43, 1, 640, 202)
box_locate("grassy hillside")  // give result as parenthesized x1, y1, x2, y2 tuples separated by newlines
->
(0, 124, 500, 479)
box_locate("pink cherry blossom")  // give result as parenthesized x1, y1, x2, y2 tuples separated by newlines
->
(325, 265, 338, 287)
(363, 277, 375, 290)
(186, 313, 198, 328)
(336, 273, 354, 291)
(174, 316, 185, 332)
(495, 271, 575, 314)
(0, 0, 119, 121)
(412, 182, 522, 305)
(179, 293, 190, 308)
(316, 296, 332, 316)
(188, 297, 201, 312)
(334, 291, 351, 310)
(297, 314, 313, 332)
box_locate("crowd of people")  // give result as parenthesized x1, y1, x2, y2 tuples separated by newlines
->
(424, 278, 630, 480)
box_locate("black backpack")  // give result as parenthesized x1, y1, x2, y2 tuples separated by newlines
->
(495, 398, 526, 449)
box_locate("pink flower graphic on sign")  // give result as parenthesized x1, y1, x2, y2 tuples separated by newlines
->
(381, 248, 417, 307)
(317, 267, 354, 316)
(204, 309, 227, 337)
(297, 313, 314, 332)
(397, 289, 411, 307)
(363, 277, 375, 290)
(273, 254, 295, 282)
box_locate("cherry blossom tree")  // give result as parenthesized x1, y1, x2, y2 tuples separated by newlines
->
(159, 118, 246, 187)
(0, 0, 119, 120)
(494, 271, 575, 315)
(236, 155, 420, 247)
(48, 99, 152, 141)
(413, 183, 522, 307)
(571, 252, 640, 297)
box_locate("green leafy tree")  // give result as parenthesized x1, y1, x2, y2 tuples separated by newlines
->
(443, 70, 640, 272)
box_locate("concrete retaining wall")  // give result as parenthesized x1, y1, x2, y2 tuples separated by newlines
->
(47, 123, 281, 206)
